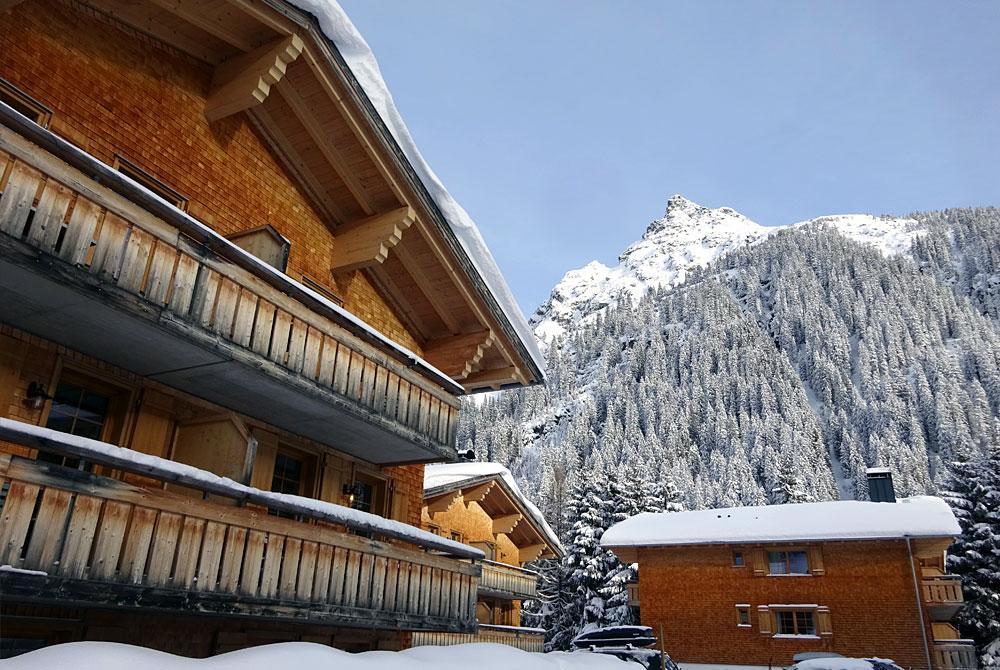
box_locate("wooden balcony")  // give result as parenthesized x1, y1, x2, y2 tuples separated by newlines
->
(923, 576, 965, 620)
(0, 423, 480, 633)
(0, 106, 461, 464)
(933, 641, 978, 670)
(479, 560, 539, 600)
(412, 625, 546, 653)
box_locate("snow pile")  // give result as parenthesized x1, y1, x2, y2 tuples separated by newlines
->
(0, 417, 479, 558)
(795, 658, 900, 670)
(601, 496, 960, 548)
(1, 641, 623, 670)
(425, 462, 562, 554)
(284, 0, 544, 376)
(531, 195, 925, 342)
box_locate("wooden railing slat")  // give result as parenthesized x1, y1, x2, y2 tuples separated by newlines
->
(195, 520, 227, 592)
(119, 506, 157, 584)
(146, 511, 182, 586)
(23, 487, 72, 570)
(0, 160, 42, 236)
(173, 516, 207, 588)
(27, 179, 72, 253)
(297, 540, 318, 601)
(59, 494, 103, 579)
(0, 480, 41, 565)
(217, 525, 248, 593)
(259, 533, 285, 599)
(89, 500, 131, 581)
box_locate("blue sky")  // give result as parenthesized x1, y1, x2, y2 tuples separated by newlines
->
(339, 0, 1000, 315)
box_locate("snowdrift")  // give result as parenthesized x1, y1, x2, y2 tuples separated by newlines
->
(2, 641, 625, 670)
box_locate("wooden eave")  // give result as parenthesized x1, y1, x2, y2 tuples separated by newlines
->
(424, 475, 561, 559)
(68, 0, 544, 392)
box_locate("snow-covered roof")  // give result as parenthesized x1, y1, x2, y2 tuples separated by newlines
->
(284, 0, 545, 381)
(601, 497, 960, 548)
(424, 463, 563, 556)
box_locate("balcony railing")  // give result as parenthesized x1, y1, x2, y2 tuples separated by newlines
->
(923, 576, 965, 620)
(0, 104, 460, 463)
(0, 419, 480, 632)
(479, 560, 539, 600)
(933, 641, 978, 670)
(412, 625, 546, 653)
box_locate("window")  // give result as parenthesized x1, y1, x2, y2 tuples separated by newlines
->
(113, 155, 188, 211)
(774, 609, 816, 636)
(38, 374, 127, 470)
(768, 550, 809, 575)
(450, 530, 464, 543)
(271, 452, 304, 495)
(0, 78, 52, 128)
(427, 524, 441, 536)
(732, 551, 745, 567)
(736, 605, 751, 627)
(301, 274, 343, 306)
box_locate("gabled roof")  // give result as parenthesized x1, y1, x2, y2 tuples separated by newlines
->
(424, 463, 563, 559)
(601, 497, 960, 549)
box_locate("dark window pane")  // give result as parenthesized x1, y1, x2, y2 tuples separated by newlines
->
(79, 390, 109, 415)
(796, 611, 815, 635)
(776, 611, 795, 634)
(73, 422, 102, 440)
(768, 551, 787, 574)
(351, 480, 374, 513)
(45, 415, 74, 434)
(738, 609, 749, 625)
(733, 551, 744, 566)
(789, 551, 809, 574)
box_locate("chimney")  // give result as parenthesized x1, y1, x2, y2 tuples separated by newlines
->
(866, 468, 896, 503)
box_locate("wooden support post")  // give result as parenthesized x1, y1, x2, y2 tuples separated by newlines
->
(424, 330, 494, 380)
(460, 481, 495, 505)
(331, 207, 415, 273)
(206, 34, 304, 122)
(517, 544, 547, 563)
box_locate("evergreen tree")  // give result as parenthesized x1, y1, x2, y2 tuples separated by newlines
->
(942, 446, 1000, 670)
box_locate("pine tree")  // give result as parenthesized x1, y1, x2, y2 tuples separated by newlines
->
(941, 445, 1000, 670)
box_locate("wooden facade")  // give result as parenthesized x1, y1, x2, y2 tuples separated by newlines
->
(0, 0, 541, 657)
(608, 537, 977, 670)
(417, 468, 563, 652)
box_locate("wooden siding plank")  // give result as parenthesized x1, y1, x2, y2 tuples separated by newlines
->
(146, 511, 183, 586)
(59, 494, 103, 579)
(0, 481, 41, 566)
(145, 242, 178, 305)
(356, 552, 374, 608)
(269, 310, 293, 364)
(0, 161, 42, 237)
(250, 300, 276, 356)
(218, 525, 248, 593)
(90, 214, 130, 281)
(343, 549, 361, 607)
(279, 536, 302, 599)
(259, 533, 285, 599)
(231, 289, 258, 347)
(312, 543, 334, 602)
(89, 500, 131, 581)
(23, 487, 72, 571)
(296, 540, 318, 601)
(302, 327, 322, 381)
(212, 278, 241, 337)
(58, 198, 102, 266)
(118, 225, 155, 293)
(167, 253, 199, 315)
(328, 546, 347, 604)
(193, 268, 221, 329)
(239, 529, 266, 596)
(286, 319, 308, 373)
(27, 178, 72, 253)
(195, 521, 227, 592)
(119, 506, 157, 584)
(173, 516, 207, 588)
(383, 558, 399, 612)
(317, 337, 337, 387)
(371, 555, 387, 610)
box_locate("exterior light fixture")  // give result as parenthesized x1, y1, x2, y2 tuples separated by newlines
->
(25, 382, 52, 410)
(342, 482, 360, 505)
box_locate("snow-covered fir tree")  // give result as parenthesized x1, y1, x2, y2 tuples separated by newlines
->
(942, 445, 1000, 670)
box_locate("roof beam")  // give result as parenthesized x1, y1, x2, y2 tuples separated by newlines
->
(147, 0, 259, 52)
(492, 513, 522, 536)
(425, 330, 494, 380)
(463, 366, 524, 391)
(393, 237, 463, 334)
(276, 78, 375, 216)
(330, 207, 414, 273)
(206, 34, 303, 122)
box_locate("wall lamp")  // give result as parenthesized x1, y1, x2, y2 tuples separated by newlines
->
(25, 382, 53, 410)
(342, 482, 362, 505)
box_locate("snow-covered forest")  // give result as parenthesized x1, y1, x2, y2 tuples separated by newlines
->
(457, 199, 1000, 655)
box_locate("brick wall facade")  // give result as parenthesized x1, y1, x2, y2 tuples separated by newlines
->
(0, 0, 421, 353)
(636, 541, 934, 669)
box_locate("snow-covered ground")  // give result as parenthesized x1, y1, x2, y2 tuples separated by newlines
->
(531, 195, 922, 342)
(1, 642, 625, 670)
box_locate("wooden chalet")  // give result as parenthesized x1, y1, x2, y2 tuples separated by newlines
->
(0, 0, 543, 658)
(414, 464, 563, 652)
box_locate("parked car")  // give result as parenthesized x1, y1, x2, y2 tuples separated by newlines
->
(791, 655, 904, 670)
(571, 627, 678, 670)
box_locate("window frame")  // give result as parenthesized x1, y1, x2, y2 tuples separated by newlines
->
(767, 548, 810, 576)
(772, 608, 818, 637)
(732, 550, 745, 567)
(0, 78, 52, 128)
(735, 605, 751, 628)
(113, 155, 188, 212)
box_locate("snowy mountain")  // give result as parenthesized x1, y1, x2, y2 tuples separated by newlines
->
(461, 201, 1000, 519)
(531, 195, 925, 342)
